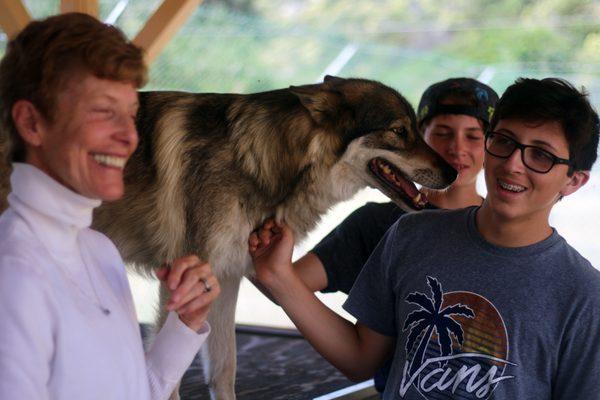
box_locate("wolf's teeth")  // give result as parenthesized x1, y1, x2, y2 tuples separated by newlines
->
(412, 192, 428, 207)
(93, 154, 126, 169)
(499, 181, 525, 192)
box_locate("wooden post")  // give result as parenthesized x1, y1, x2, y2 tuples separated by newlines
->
(0, 0, 32, 38)
(60, 0, 99, 18)
(133, 0, 202, 64)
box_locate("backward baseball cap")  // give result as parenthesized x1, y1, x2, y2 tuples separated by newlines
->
(417, 78, 499, 128)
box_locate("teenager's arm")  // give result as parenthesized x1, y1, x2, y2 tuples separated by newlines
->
(293, 252, 328, 292)
(249, 252, 327, 305)
(307, 202, 405, 294)
(271, 266, 393, 381)
(249, 221, 393, 381)
(252, 203, 404, 302)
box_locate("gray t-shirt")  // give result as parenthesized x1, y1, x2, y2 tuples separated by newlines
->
(344, 207, 600, 400)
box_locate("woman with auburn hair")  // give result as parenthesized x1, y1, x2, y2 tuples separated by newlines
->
(0, 13, 220, 399)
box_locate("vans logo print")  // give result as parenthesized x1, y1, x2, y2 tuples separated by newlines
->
(400, 276, 515, 399)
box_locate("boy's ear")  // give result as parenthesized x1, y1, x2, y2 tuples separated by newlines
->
(560, 170, 590, 198)
(11, 100, 46, 147)
(289, 84, 342, 125)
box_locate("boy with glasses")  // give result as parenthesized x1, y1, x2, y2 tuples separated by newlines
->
(249, 77, 599, 399)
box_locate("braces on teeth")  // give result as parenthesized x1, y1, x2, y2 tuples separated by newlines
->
(499, 181, 525, 192)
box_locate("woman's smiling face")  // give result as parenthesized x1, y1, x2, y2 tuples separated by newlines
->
(30, 73, 139, 201)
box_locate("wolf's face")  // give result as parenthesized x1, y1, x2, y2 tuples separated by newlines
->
(291, 76, 457, 211)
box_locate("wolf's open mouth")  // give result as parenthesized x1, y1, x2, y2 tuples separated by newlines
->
(368, 158, 428, 210)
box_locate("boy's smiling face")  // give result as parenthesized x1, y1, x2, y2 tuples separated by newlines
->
(423, 113, 485, 189)
(483, 118, 589, 225)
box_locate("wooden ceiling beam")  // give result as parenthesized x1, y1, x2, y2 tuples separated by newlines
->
(60, 0, 99, 18)
(2, 0, 200, 65)
(133, 0, 203, 64)
(0, 0, 32, 38)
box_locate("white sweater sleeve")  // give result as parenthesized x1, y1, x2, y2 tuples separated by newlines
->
(0, 257, 55, 400)
(145, 312, 210, 399)
(92, 232, 211, 399)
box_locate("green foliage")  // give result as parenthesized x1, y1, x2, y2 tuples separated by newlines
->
(23, 0, 59, 18)
(0, 0, 598, 109)
(150, 1, 598, 110)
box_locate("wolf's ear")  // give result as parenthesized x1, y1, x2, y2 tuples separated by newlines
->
(290, 85, 341, 125)
(323, 75, 345, 85)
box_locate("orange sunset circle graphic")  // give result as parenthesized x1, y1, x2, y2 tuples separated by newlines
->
(400, 276, 514, 399)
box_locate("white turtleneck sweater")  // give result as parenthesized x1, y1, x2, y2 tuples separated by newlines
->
(0, 163, 210, 400)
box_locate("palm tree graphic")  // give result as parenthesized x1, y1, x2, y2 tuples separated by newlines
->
(403, 276, 475, 376)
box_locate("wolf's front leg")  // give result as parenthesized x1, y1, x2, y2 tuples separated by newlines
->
(202, 275, 241, 400)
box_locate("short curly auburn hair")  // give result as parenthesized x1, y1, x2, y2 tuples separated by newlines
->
(0, 12, 147, 162)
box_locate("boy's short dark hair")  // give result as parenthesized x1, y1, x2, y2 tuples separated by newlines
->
(490, 78, 599, 173)
(0, 12, 147, 163)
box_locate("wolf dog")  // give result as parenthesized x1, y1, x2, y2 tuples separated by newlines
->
(0, 76, 456, 399)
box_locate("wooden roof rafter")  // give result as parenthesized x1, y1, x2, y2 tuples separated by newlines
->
(0, 0, 32, 39)
(0, 0, 203, 65)
(60, 0, 99, 18)
(133, 0, 203, 64)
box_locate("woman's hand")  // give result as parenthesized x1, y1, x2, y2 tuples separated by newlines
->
(248, 219, 295, 291)
(156, 255, 220, 332)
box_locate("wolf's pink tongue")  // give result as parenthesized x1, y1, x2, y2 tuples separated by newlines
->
(371, 158, 429, 209)
(394, 175, 419, 199)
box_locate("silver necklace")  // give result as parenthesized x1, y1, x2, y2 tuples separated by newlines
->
(76, 239, 112, 316)
(75, 251, 112, 316)
(41, 238, 112, 316)
(22, 206, 113, 316)
(56, 255, 112, 316)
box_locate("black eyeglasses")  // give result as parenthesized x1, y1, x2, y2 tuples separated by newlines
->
(485, 131, 572, 174)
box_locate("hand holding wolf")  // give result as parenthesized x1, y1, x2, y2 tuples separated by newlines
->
(156, 255, 220, 332)
(249, 219, 295, 290)
(249, 219, 394, 382)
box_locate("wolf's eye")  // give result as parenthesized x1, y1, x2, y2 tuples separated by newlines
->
(390, 127, 407, 136)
